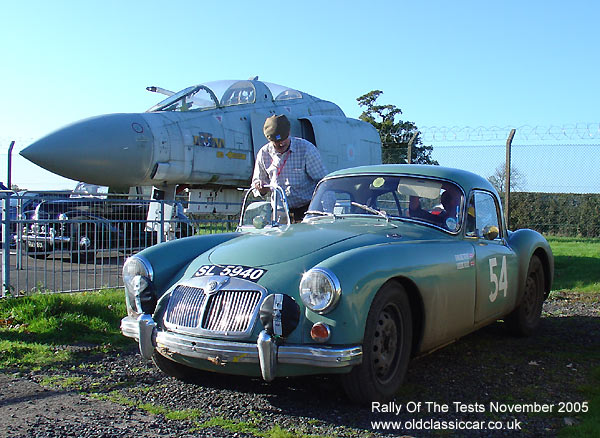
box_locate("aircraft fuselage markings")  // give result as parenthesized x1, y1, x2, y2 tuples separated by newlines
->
(193, 132, 225, 148)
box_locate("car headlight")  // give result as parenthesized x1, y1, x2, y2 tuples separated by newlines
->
(299, 268, 341, 314)
(123, 255, 155, 315)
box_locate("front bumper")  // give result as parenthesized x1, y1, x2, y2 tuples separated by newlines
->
(121, 315, 362, 381)
(22, 234, 70, 249)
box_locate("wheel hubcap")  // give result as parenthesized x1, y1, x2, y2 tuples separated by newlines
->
(372, 307, 400, 381)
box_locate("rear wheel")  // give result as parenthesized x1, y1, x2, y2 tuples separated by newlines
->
(505, 255, 545, 336)
(341, 282, 412, 403)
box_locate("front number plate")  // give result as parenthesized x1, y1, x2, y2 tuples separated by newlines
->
(194, 265, 267, 282)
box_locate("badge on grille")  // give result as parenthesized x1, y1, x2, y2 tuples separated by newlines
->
(203, 276, 230, 295)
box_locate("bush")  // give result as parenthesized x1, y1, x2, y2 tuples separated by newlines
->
(509, 192, 600, 237)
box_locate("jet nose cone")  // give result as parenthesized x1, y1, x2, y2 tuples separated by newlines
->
(20, 113, 154, 187)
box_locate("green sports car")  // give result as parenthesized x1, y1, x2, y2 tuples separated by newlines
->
(121, 164, 553, 403)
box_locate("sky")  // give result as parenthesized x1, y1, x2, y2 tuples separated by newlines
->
(1, 0, 599, 192)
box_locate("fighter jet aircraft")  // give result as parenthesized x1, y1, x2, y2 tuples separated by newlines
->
(20, 78, 382, 213)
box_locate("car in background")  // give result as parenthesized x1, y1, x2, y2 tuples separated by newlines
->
(22, 197, 193, 262)
(5, 191, 70, 247)
(120, 164, 553, 403)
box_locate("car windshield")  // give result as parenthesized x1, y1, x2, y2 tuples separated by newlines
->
(238, 186, 290, 231)
(308, 175, 465, 232)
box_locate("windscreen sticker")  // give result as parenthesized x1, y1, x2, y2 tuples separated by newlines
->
(194, 265, 267, 282)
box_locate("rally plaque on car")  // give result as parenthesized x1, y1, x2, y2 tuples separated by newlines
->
(194, 265, 267, 282)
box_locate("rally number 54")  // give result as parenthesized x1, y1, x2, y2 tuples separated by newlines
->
(489, 256, 508, 303)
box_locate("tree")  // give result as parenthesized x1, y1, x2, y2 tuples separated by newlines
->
(357, 90, 437, 165)
(487, 162, 526, 193)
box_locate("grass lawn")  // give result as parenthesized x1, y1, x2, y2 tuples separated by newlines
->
(0, 289, 131, 369)
(547, 236, 600, 292)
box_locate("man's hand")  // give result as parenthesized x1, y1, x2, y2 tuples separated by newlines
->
(253, 180, 269, 195)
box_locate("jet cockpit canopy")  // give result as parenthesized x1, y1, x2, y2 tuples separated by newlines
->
(146, 80, 304, 112)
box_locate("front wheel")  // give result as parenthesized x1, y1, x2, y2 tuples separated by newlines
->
(341, 282, 413, 403)
(505, 255, 545, 336)
(69, 221, 96, 263)
(25, 246, 50, 259)
(152, 351, 201, 382)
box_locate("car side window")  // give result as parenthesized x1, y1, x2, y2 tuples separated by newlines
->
(466, 191, 502, 240)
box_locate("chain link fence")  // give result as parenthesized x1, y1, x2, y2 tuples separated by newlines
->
(383, 128, 600, 236)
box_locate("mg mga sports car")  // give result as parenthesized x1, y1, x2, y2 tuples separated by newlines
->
(120, 164, 553, 403)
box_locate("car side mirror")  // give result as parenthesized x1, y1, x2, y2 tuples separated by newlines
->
(482, 225, 499, 240)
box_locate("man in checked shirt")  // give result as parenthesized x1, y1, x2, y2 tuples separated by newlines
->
(252, 114, 327, 222)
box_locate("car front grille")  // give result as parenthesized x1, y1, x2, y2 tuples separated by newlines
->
(164, 283, 263, 337)
(165, 285, 206, 328)
(202, 290, 262, 332)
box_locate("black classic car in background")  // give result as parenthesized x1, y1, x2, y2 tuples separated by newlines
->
(21, 197, 194, 262)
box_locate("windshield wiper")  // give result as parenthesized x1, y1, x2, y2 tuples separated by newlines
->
(305, 210, 337, 220)
(350, 202, 398, 227)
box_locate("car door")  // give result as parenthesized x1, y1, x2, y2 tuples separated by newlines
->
(467, 191, 519, 323)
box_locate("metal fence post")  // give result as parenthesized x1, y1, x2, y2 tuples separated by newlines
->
(158, 199, 165, 244)
(407, 131, 419, 164)
(15, 197, 22, 270)
(2, 141, 16, 297)
(505, 129, 516, 229)
(2, 193, 10, 297)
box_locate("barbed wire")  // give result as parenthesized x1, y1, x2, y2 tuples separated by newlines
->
(389, 123, 600, 143)
(425, 143, 600, 149)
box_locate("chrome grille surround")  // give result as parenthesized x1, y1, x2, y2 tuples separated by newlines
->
(163, 275, 267, 340)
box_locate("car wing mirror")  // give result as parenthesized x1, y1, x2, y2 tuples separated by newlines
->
(482, 225, 499, 240)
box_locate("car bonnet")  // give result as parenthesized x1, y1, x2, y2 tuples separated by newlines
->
(207, 223, 381, 267)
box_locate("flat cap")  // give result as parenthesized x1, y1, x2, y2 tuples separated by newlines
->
(263, 114, 291, 141)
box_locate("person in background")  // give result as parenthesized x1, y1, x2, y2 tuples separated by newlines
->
(252, 114, 327, 221)
(408, 185, 462, 231)
(436, 187, 462, 230)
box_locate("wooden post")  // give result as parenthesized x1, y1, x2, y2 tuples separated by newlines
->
(505, 129, 516, 229)
(407, 131, 419, 164)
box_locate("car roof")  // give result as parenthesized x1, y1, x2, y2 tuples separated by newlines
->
(326, 164, 498, 196)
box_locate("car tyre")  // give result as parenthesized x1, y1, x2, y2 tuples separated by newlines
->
(341, 282, 412, 403)
(69, 220, 96, 263)
(23, 244, 50, 259)
(152, 351, 201, 382)
(505, 255, 545, 336)
(70, 251, 95, 263)
(28, 249, 50, 259)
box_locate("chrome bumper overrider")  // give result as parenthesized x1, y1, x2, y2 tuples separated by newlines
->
(121, 315, 362, 381)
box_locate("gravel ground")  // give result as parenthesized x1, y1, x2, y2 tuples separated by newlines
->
(1, 291, 598, 438)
